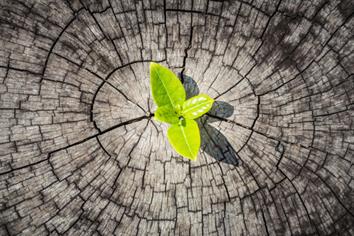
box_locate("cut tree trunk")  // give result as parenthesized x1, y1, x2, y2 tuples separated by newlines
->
(0, 0, 354, 235)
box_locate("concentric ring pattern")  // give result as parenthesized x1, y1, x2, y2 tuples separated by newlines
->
(0, 0, 354, 235)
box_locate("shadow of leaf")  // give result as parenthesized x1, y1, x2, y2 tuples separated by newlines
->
(179, 73, 200, 99)
(179, 74, 239, 166)
(198, 117, 239, 166)
(208, 101, 234, 120)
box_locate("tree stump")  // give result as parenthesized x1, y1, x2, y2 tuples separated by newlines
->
(1, 0, 354, 235)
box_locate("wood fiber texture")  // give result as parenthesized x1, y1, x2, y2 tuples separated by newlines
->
(0, 0, 354, 235)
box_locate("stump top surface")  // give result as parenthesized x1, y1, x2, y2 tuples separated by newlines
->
(0, 0, 354, 235)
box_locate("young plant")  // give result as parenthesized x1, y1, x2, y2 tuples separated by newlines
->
(150, 62, 214, 160)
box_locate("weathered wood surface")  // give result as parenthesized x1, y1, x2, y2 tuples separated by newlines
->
(0, 0, 354, 235)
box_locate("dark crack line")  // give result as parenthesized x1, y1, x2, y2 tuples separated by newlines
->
(63, 0, 76, 14)
(104, 59, 166, 81)
(206, 113, 313, 151)
(236, 0, 272, 17)
(213, 75, 245, 100)
(213, 0, 282, 99)
(107, 0, 130, 50)
(275, 141, 285, 168)
(267, 185, 293, 234)
(15, 1, 66, 31)
(204, 0, 225, 87)
(202, 122, 275, 214)
(221, 2, 242, 58)
(133, 1, 145, 61)
(89, 59, 165, 127)
(0, 65, 42, 76)
(75, 122, 150, 232)
(105, 80, 147, 113)
(93, 121, 150, 228)
(0, 114, 152, 176)
(39, 8, 84, 85)
(236, 154, 274, 235)
(81, 0, 124, 65)
(42, 156, 116, 234)
(208, 93, 260, 154)
(312, 167, 354, 218)
(163, 0, 168, 61)
(199, 121, 239, 202)
(272, 187, 295, 236)
(278, 169, 322, 235)
(45, 52, 160, 127)
(180, 9, 194, 84)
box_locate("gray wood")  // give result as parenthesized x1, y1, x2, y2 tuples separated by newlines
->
(0, 0, 354, 235)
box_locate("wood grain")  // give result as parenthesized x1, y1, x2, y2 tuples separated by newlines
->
(0, 0, 353, 235)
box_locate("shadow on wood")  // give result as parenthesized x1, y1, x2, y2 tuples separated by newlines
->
(180, 73, 200, 99)
(182, 74, 239, 166)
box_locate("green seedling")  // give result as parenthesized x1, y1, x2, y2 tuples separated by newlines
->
(150, 62, 214, 160)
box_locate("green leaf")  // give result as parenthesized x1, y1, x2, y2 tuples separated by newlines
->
(182, 94, 214, 119)
(167, 119, 200, 160)
(150, 62, 186, 110)
(154, 105, 179, 124)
